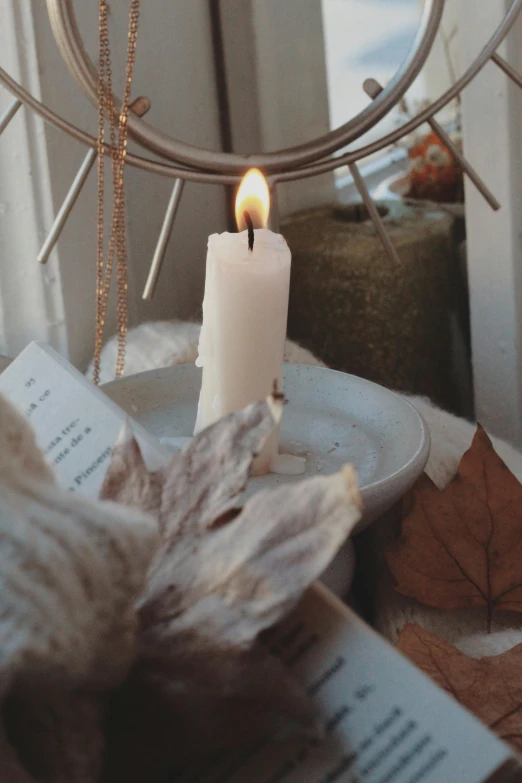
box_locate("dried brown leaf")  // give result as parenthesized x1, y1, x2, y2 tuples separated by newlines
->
(397, 623, 522, 753)
(386, 425, 522, 628)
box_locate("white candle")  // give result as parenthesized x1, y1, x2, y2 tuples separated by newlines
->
(195, 170, 291, 475)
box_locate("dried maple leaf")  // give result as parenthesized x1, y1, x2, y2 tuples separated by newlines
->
(397, 623, 522, 752)
(101, 397, 362, 779)
(386, 424, 522, 630)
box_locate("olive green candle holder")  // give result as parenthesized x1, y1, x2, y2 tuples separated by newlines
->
(284, 200, 465, 413)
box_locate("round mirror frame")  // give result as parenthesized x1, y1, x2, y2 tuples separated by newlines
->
(46, 0, 444, 174)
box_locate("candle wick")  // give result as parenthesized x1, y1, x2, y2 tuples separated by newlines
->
(272, 378, 285, 403)
(243, 210, 254, 252)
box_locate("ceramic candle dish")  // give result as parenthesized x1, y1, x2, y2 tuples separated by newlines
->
(103, 363, 430, 533)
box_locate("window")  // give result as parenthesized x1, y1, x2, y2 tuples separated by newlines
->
(321, 0, 459, 161)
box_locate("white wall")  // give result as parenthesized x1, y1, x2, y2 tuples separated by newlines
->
(219, 0, 335, 216)
(1, 1, 228, 370)
(459, 0, 522, 444)
(0, 2, 68, 360)
(422, 0, 460, 107)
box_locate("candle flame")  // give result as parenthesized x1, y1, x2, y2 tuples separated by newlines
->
(235, 169, 270, 231)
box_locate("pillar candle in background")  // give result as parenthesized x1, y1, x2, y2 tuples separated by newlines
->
(195, 170, 292, 475)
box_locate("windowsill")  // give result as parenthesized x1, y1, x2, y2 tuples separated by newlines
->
(335, 147, 408, 203)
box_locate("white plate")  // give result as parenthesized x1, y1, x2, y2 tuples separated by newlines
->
(102, 363, 430, 533)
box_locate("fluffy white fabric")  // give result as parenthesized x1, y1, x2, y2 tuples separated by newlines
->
(91, 320, 522, 659)
(92, 319, 522, 484)
(0, 390, 158, 782)
(456, 629, 522, 659)
(406, 394, 522, 488)
(87, 320, 325, 384)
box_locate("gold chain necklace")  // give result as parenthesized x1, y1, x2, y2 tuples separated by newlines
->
(92, 0, 141, 384)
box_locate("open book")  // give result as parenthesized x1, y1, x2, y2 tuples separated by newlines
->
(1, 342, 520, 783)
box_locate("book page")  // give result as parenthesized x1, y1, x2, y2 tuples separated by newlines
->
(0, 342, 168, 494)
(0, 342, 518, 782)
(174, 584, 513, 783)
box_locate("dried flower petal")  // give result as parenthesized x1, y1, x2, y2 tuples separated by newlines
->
(140, 466, 361, 650)
(99, 397, 361, 777)
(99, 420, 162, 514)
(159, 396, 283, 539)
